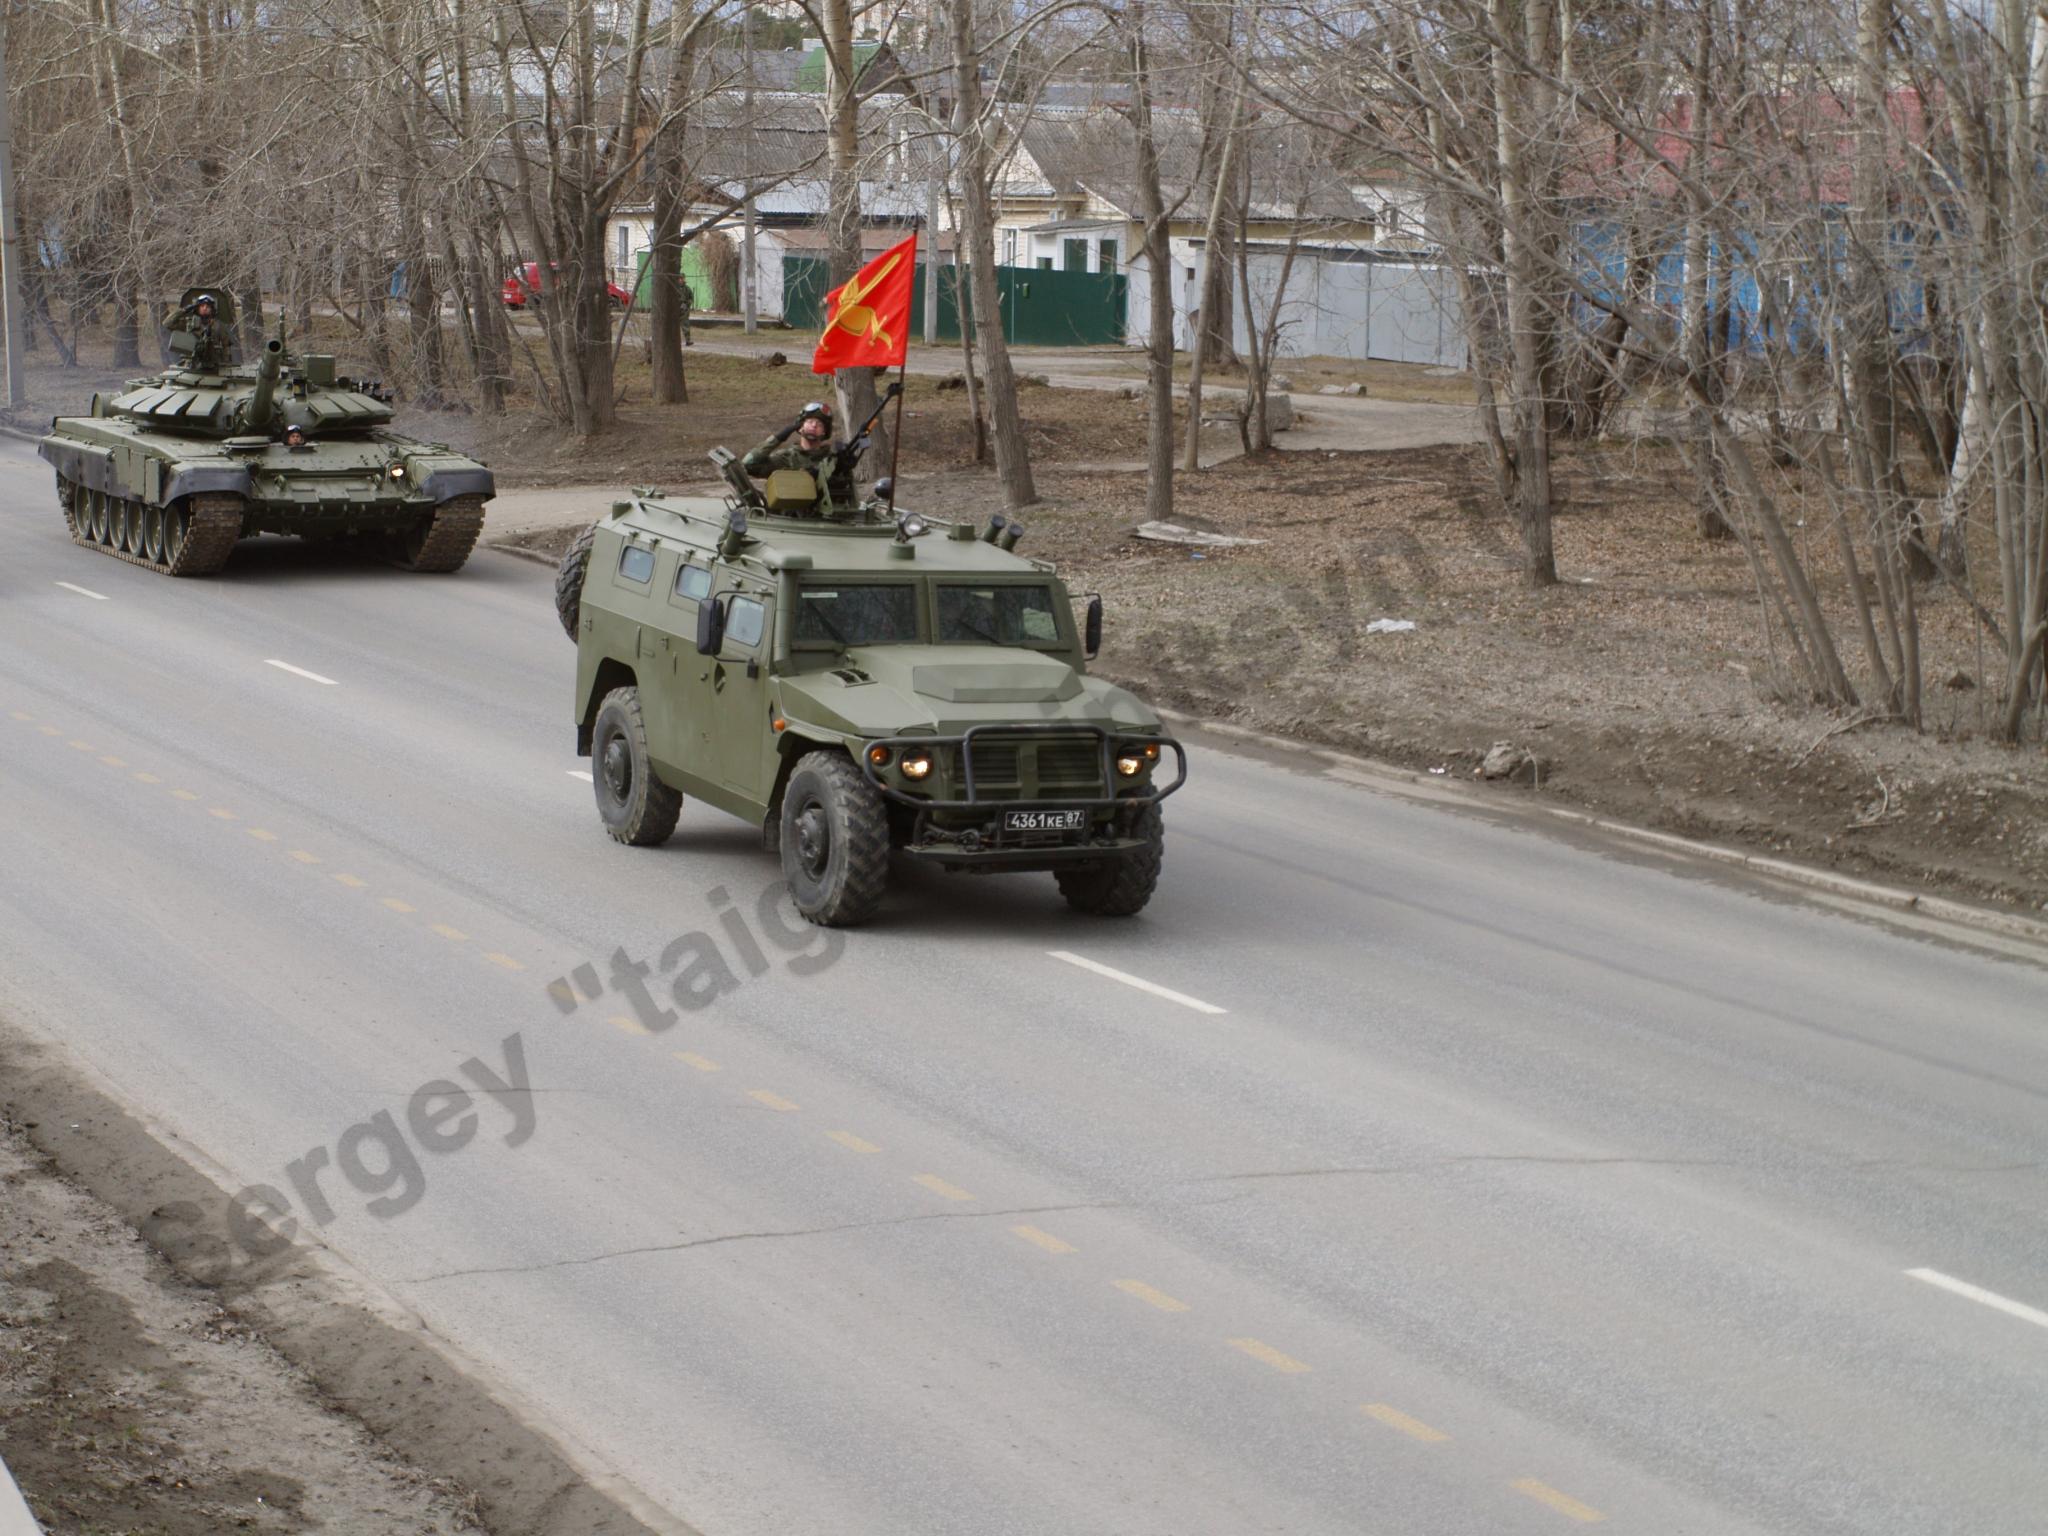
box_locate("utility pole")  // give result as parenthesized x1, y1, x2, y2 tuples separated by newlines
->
(0, 7, 27, 409)
(741, 0, 758, 333)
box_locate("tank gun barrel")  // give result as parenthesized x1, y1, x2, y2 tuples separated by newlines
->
(242, 339, 286, 433)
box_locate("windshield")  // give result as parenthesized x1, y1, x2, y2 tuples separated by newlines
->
(795, 583, 920, 646)
(936, 584, 1063, 647)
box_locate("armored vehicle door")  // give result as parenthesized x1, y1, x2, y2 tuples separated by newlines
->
(706, 571, 775, 807)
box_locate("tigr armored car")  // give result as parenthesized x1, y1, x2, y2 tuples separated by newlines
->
(560, 456, 1185, 926)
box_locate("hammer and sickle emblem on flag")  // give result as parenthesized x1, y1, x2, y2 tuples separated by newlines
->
(827, 251, 903, 349)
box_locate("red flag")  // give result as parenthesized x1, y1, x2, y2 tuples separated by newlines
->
(812, 232, 918, 374)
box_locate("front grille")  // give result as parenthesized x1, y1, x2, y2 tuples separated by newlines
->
(952, 736, 1103, 798)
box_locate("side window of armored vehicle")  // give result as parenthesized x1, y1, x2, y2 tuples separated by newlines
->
(726, 594, 768, 650)
(617, 544, 656, 586)
(794, 583, 921, 647)
(673, 561, 713, 603)
(937, 584, 1063, 648)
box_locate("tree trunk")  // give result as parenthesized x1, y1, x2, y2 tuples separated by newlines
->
(945, 0, 1035, 505)
(824, 0, 883, 476)
(1127, 0, 1176, 524)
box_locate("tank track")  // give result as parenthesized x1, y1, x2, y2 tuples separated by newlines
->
(392, 494, 486, 573)
(57, 475, 244, 577)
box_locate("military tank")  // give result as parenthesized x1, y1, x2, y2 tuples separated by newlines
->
(38, 287, 494, 577)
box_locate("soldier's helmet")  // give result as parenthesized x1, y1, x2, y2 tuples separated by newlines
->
(194, 294, 217, 318)
(799, 399, 833, 428)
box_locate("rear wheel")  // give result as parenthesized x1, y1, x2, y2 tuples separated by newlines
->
(1055, 804, 1164, 916)
(591, 687, 681, 846)
(554, 522, 598, 639)
(779, 751, 890, 927)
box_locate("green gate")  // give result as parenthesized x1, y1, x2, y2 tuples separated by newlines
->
(781, 255, 1126, 347)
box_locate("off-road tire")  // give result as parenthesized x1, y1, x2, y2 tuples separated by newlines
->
(1056, 804, 1164, 916)
(555, 522, 598, 639)
(780, 751, 890, 927)
(591, 687, 682, 846)
(391, 494, 486, 573)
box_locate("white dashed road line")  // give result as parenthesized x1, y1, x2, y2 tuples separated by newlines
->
(264, 659, 340, 686)
(55, 581, 109, 600)
(1048, 950, 1227, 1015)
(1907, 1268, 2048, 1331)
(567, 769, 594, 782)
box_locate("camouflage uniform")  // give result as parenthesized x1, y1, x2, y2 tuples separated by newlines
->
(742, 433, 856, 514)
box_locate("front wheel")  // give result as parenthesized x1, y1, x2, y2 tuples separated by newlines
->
(592, 687, 682, 846)
(779, 751, 890, 926)
(1056, 804, 1164, 916)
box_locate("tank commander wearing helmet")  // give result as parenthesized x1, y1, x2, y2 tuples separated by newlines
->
(742, 399, 857, 515)
(280, 422, 309, 450)
(176, 293, 229, 370)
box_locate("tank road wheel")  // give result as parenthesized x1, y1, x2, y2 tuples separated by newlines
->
(1056, 804, 1165, 917)
(120, 499, 145, 554)
(163, 506, 189, 567)
(554, 522, 598, 640)
(391, 494, 486, 573)
(142, 503, 167, 563)
(89, 489, 112, 545)
(161, 494, 245, 577)
(55, 473, 82, 536)
(779, 751, 889, 927)
(591, 687, 682, 847)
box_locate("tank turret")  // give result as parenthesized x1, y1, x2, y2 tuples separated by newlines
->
(241, 339, 285, 435)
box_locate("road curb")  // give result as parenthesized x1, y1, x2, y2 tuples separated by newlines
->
(0, 1450, 42, 1536)
(1152, 706, 2048, 949)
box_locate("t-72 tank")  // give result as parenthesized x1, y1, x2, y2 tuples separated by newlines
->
(38, 288, 495, 576)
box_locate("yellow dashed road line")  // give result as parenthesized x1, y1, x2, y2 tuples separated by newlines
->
(1361, 1403, 1450, 1443)
(381, 897, 416, 914)
(749, 1090, 800, 1112)
(673, 1052, 722, 1072)
(1113, 1279, 1190, 1313)
(207, 807, 237, 821)
(170, 789, 199, 801)
(98, 755, 126, 768)
(545, 979, 577, 1008)
(431, 924, 468, 942)
(37, 725, 60, 736)
(248, 828, 279, 842)
(10, 711, 33, 722)
(1510, 1479, 1606, 1523)
(1011, 1225, 1075, 1255)
(66, 739, 93, 751)
(132, 772, 160, 785)
(912, 1173, 974, 1202)
(827, 1130, 881, 1154)
(482, 952, 525, 971)
(611, 1014, 651, 1037)
(1227, 1338, 1312, 1375)
(290, 850, 321, 864)
(334, 873, 367, 888)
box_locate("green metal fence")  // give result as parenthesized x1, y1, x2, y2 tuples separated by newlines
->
(781, 255, 1126, 348)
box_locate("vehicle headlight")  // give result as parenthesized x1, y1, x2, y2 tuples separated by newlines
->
(1116, 753, 1145, 778)
(900, 751, 933, 780)
(867, 744, 893, 769)
(389, 463, 407, 480)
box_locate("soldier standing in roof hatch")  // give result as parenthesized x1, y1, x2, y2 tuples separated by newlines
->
(181, 293, 228, 370)
(742, 399, 857, 513)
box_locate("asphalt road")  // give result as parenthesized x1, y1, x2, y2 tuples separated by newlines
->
(4, 436, 2045, 1536)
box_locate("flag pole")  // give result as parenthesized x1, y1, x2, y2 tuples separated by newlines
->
(882, 220, 917, 518)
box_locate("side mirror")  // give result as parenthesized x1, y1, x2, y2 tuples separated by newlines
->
(1084, 594, 1104, 659)
(696, 596, 726, 656)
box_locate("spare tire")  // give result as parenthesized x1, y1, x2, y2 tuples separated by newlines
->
(554, 521, 598, 639)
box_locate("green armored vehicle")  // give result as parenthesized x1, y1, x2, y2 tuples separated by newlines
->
(39, 287, 493, 576)
(557, 450, 1184, 926)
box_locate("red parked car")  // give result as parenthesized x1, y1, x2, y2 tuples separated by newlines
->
(502, 262, 630, 309)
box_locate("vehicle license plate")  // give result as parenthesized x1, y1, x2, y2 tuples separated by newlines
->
(1004, 809, 1086, 833)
